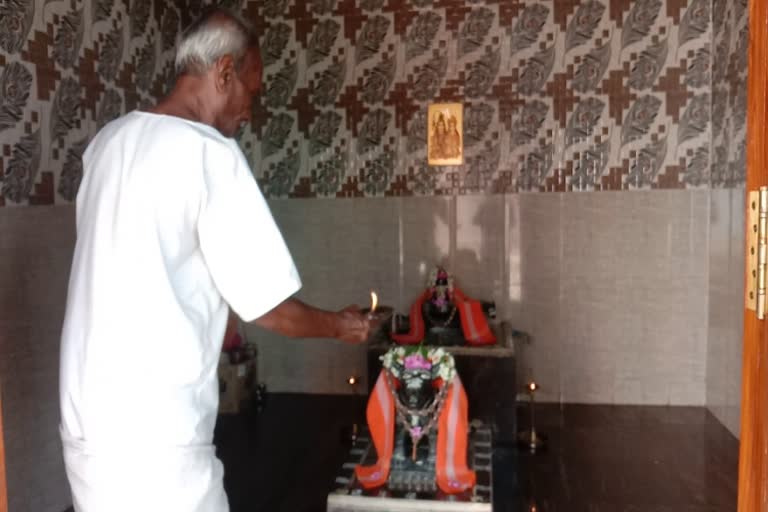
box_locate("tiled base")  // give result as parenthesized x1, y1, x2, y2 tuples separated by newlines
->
(327, 495, 491, 511)
(327, 425, 492, 512)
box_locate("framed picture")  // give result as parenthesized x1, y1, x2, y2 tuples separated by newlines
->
(427, 103, 463, 166)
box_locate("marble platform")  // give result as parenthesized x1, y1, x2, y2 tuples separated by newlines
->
(327, 425, 493, 512)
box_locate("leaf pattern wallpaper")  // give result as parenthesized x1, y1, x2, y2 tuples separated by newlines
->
(0, 0, 189, 206)
(710, 0, 748, 187)
(0, 0, 748, 205)
(247, 0, 747, 197)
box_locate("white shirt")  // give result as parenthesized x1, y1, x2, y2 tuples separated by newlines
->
(59, 111, 301, 511)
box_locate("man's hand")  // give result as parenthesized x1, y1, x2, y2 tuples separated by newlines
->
(252, 298, 371, 342)
(334, 305, 371, 344)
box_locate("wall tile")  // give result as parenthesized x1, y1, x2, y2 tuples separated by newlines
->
(513, 193, 561, 305)
(399, 195, 453, 311)
(260, 189, 715, 406)
(454, 194, 506, 309)
(0, 205, 75, 512)
(507, 193, 562, 401)
(707, 187, 745, 437)
(248, 198, 400, 392)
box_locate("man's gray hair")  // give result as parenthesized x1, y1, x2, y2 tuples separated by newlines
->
(175, 8, 258, 75)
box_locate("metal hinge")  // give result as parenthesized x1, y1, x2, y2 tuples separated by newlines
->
(747, 187, 768, 319)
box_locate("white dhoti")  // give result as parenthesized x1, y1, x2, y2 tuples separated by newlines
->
(62, 432, 229, 512)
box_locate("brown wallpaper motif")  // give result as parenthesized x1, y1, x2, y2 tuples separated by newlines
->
(0, 0, 746, 205)
(0, 0, 202, 206)
(245, 0, 744, 197)
(710, 0, 747, 188)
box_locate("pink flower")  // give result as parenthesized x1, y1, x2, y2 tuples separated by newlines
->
(404, 354, 431, 371)
(410, 426, 423, 438)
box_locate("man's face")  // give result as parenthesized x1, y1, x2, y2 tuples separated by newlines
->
(215, 47, 262, 138)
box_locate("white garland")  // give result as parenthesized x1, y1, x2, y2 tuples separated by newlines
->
(380, 346, 456, 383)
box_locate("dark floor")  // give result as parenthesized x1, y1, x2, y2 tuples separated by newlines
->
(213, 395, 739, 512)
(510, 403, 739, 512)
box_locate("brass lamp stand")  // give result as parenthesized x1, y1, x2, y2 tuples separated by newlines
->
(347, 375, 361, 445)
(517, 381, 545, 452)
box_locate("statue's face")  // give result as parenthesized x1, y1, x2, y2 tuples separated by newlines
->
(398, 369, 436, 410)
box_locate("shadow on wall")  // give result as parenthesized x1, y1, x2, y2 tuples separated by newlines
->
(256, 190, 712, 408)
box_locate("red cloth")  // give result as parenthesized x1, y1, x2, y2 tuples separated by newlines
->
(392, 288, 496, 346)
(355, 372, 476, 493)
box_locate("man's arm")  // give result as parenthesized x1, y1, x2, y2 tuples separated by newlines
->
(250, 297, 370, 344)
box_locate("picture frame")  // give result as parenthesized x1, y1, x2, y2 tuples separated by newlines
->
(427, 103, 464, 166)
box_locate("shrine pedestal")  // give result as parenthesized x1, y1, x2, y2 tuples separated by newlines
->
(327, 426, 493, 512)
(366, 322, 517, 443)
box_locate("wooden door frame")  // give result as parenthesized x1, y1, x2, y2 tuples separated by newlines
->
(0, 391, 7, 512)
(739, 1, 768, 511)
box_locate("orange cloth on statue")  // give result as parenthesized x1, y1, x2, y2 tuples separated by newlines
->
(354, 371, 476, 494)
(391, 290, 430, 345)
(354, 372, 394, 489)
(453, 289, 496, 346)
(391, 288, 496, 346)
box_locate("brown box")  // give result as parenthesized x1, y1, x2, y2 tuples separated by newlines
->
(218, 356, 256, 414)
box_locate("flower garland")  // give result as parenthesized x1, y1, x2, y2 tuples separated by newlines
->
(380, 345, 457, 460)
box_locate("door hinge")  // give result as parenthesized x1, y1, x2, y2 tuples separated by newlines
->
(747, 187, 768, 319)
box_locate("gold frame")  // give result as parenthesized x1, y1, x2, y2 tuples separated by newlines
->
(427, 103, 464, 166)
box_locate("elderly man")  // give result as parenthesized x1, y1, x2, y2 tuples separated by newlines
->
(59, 8, 369, 511)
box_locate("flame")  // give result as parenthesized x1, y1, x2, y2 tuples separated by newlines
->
(529, 382, 538, 392)
(371, 291, 378, 312)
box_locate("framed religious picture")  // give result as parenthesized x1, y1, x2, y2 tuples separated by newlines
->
(427, 103, 463, 166)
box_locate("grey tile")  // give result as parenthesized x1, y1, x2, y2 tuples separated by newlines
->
(399, 195, 453, 313)
(510, 300, 562, 403)
(0, 206, 75, 512)
(514, 193, 561, 306)
(261, 198, 399, 393)
(561, 191, 622, 280)
(706, 188, 746, 435)
(454, 194, 506, 309)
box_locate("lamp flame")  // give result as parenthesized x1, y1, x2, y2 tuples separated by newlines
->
(370, 291, 378, 312)
(529, 382, 538, 392)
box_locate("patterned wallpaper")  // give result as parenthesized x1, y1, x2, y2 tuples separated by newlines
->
(0, 0, 746, 205)
(244, 0, 742, 198)
(0, 0, 206, 206)
(711, 0, 748, 188)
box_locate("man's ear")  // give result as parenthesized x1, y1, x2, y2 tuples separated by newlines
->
(214, 54, 236, 93)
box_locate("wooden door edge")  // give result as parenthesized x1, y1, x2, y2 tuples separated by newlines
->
(738, 1, 768, 511)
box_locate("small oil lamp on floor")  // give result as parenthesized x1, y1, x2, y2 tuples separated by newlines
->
(347, 375, 361, 445)
(517, 380, 545, 452)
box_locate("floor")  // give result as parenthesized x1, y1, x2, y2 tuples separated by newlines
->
(511, 404, 739, 512)
(213, 395, 739, 512)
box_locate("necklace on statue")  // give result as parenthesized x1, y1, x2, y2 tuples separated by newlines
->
(385, 371, 450, 461)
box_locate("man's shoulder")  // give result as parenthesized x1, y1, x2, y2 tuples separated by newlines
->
(99, 111, 228, 145)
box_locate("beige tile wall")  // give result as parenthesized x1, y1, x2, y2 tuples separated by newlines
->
(251, 190, 714, 406)
(706, 188, 745, 438)
(0, 206, 75, 512)
(511, 190, 710, 405)
(0, 190, 740, 512)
